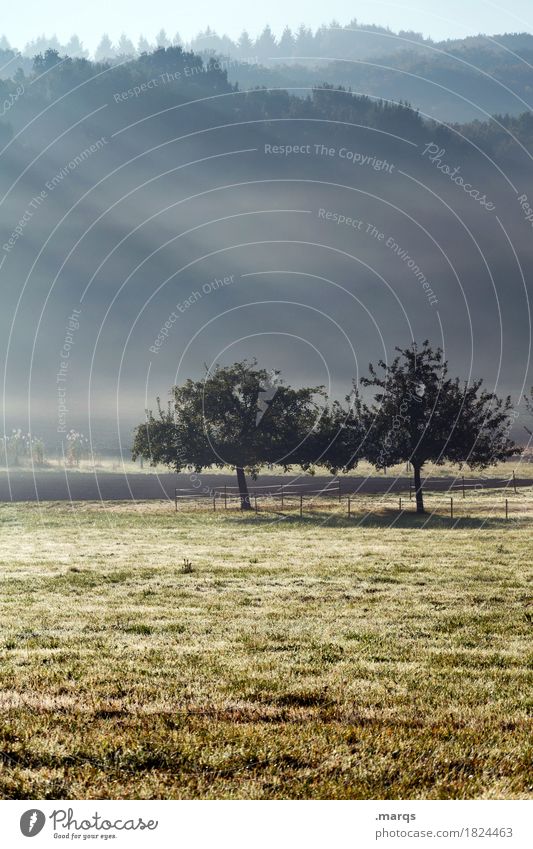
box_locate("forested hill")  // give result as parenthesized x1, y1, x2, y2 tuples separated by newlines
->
(2, 22, 533, 122)
(1, 45, 531, 444)
(0, 46, 532, 164)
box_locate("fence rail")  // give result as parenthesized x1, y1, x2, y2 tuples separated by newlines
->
(174, 480, 341, 511)
(173, 473, 532, 519)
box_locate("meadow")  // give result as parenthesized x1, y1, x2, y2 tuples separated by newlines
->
(2, 455, 533, 479)
(0, 492, 532, 799)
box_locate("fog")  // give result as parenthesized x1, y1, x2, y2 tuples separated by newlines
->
(0, 50, 531, 449)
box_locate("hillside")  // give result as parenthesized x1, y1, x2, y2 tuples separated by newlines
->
(0, 46, 531, 446)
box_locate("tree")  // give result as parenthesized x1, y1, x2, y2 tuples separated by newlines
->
(278, 27, 295, 57)
(132, 361, 329, 509)
(116, 34, 136, 58)
(237, 31, 253, 58)
(294, 25, 315, 55)
(191, 27, 216, 52)
(359, 341, 519, 513)
(524, 388, 533, 437)
(255, 26, 277, 60)
(137, 36, 152, 55)
(94, 35, 115, 61)
(155, 29, 170, 49)
(24, 34, 61, 58)
(33, 49, 62, 75)
(303, 395, 363, 475)
(65, 430, 89, 466)
(64, 35, 88, 58)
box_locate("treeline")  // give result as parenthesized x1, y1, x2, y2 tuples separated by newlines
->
(5, 23, 533, 65)
(0, 44, 532, 162)
(0, 46, 427, 152)
(1, 24, 532, 122)
(0, 21, 429, 68)
(0, 429, 89, 467)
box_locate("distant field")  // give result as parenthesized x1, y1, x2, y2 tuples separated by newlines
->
(1, 458, 533, 505)
(2, 457, 533, 478)
(0, 495, 532, 799)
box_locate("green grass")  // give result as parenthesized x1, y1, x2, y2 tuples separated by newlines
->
(0, 496, 532, 800)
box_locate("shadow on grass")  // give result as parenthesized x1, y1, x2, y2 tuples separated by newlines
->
(215, 508, 525, 530)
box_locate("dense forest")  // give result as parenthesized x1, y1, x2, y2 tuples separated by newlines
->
(1, 22, 533, 121)
(0, 45, 533, 161)
(5, 21, 533, 63)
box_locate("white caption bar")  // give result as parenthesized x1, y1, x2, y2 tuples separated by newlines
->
(2, 799, 531, 848)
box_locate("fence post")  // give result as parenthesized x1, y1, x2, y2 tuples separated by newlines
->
(224, 485, 227, 510)
(254, 495, 258, 514)
(462, 475, 465, 498)
(213, 495, 216, 512)
(338, 483, 341, 503)
(347, 496, 351, 518)
(409, 483, 412, 501)
(175, 490, 178, 512)
(300, 494, 303, 517)
(281, 485, 284, 510)
(450, 497, 454, 519)
(513, 470, 517, 494)
(505, 498, 508, 520)
(399, 497, 402, 511)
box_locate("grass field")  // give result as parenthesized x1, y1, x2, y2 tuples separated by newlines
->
(0, 494, 532, 800)
(2, 456, 533, 479)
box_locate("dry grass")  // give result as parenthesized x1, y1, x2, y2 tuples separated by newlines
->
(0, 494, 532, 800)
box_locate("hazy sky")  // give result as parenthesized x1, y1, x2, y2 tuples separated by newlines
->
(2, 0, 533, 51)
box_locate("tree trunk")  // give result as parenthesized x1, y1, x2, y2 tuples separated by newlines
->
(236, 466, 252, 510)
(413, 464, 425, 514)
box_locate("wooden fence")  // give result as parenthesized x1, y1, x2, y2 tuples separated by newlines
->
(175, 480, 341, 513)
(173, 474, 531, 521)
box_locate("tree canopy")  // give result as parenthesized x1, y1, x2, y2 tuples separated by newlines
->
(132, 360, 339, 508)
(358, 341, 519, 512)
(132, 346, 520, 514)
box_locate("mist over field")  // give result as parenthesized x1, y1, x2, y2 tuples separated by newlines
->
(2, 7, 533, 810)
(0, 24, 531, 449)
